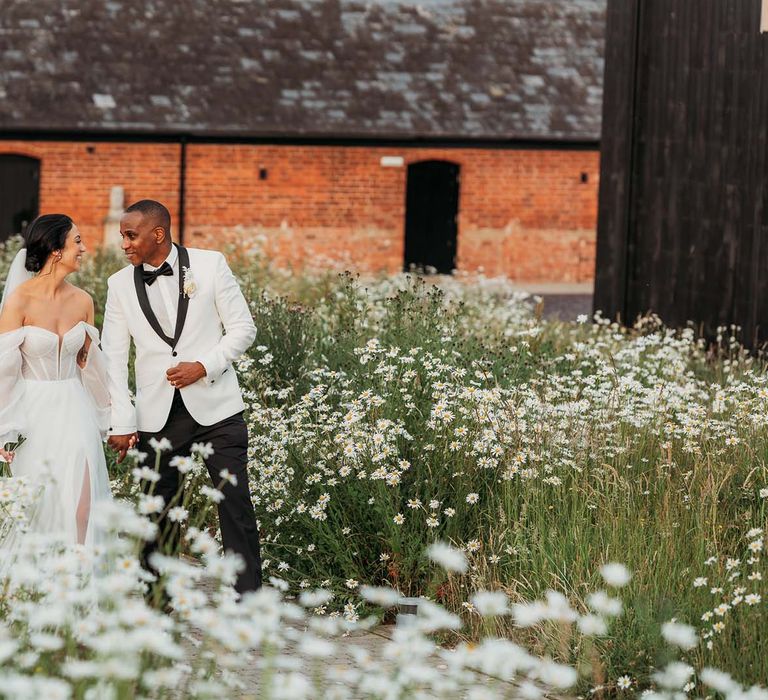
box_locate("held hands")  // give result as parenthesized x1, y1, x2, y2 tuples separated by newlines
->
(166, 361, 207, 390)
(107, 363, 206, 463)
(107, 363, 205, 463)
(108, 433, 138, 464)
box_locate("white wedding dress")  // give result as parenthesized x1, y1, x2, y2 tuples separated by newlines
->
(0, 320, 113, 552)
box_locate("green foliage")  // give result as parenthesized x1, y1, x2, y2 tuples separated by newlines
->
(3, 237, 767, 691)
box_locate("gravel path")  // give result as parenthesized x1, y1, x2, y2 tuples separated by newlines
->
(538, 294, 593, 321)
(179, 606, 517, 699)
(214, 622, 396, 699)
(180, 617, 454, 698)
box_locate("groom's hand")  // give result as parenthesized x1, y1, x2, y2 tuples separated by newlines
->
(166, 361, 207, 389)
(108, 433, 138, 463)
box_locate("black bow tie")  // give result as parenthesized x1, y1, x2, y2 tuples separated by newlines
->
(142, 262, 173, 286)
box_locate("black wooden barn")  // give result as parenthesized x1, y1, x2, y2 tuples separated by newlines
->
(594, 0, 768, 345)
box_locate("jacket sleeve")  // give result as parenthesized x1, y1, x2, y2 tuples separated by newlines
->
(79, 324, 111, 438)
(196, 252, 257, 384)
(102, 277, 137, 435)
(0, 329, 25, 452)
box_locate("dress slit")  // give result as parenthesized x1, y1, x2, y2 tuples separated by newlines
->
(76, 459, 92, 545)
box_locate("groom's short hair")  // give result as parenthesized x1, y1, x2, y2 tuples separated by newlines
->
(125, 199, 171, 237)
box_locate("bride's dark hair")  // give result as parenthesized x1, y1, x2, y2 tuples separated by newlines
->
(23, 214, 73, 273)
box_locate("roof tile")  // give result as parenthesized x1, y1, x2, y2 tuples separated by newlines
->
(0, 0, 605, 140)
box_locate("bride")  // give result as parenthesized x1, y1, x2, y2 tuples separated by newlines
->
(0, 214, 112, 548)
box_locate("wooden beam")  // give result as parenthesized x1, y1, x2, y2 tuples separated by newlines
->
(594, 0, 643, 322)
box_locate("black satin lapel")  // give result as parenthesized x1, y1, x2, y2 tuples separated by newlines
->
(173, 244, 191, 348)
(133, 264, 174, 347)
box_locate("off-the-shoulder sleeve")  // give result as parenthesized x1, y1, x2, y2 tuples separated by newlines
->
(79, 324, 110, 437)
(0, 329, 26, 450)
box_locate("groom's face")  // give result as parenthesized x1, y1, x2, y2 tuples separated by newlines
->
(120, 211, 165, 266)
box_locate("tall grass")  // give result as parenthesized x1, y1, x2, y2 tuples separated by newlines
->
(2, 237, 766, 691)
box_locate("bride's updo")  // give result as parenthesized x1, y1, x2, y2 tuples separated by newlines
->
(23, 214, 73, 273)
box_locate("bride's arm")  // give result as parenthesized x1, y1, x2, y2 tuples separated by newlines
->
(78, 295, 111, 437)
(0, 293, 25, 463)
(0, 290, 24, 334)
(76, 294, 95, 368)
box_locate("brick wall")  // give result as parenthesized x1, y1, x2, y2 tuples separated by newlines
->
(0, 141, 180, 250)
(0, 140, 598, 283)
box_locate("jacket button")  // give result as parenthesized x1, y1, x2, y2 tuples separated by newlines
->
(172, 351, 178, 357)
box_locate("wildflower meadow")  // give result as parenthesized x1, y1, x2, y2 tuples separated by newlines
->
(0, 237, 766, 698)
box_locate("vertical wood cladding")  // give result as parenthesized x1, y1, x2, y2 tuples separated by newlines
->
(595, 0, 768, 343)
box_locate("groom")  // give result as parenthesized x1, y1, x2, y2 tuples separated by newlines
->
(103, 199, 262, 596)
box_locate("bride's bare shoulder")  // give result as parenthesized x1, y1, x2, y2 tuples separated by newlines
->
(0, 287, 27, 332)
(66, 284, 95, 317)
(7, 277, 36, 297)
(1, 280, 35, 309)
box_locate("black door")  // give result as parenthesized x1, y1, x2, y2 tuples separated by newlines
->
(0, 155, 40, 241)
(404, 160, 460, 274)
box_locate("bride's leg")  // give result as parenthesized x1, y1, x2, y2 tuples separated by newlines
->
(76, 461, 91, 545)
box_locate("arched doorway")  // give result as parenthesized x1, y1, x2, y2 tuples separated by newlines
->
(403, 160, 460, 274)
(0, 155, 40, 241)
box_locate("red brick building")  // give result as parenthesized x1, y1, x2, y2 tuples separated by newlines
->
(0, 0, 604, 283)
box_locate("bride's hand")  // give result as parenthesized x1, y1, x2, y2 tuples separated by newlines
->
(0, 448, 14, 464)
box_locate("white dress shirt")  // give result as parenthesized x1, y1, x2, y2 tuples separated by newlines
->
(143, 246, 179, 338)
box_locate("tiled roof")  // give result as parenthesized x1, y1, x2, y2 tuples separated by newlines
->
(0, 0, 605, 140)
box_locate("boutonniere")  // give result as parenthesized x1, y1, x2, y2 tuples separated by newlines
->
(182, 267, 198, 299)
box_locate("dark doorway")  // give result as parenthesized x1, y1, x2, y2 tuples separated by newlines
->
(404, 160, 460, 274)
(0, 155, 40, 242)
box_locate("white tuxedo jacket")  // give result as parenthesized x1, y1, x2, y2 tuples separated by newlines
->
(102, 246, 256, 434)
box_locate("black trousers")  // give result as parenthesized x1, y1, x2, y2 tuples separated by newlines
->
(138, 390, 262, 593)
